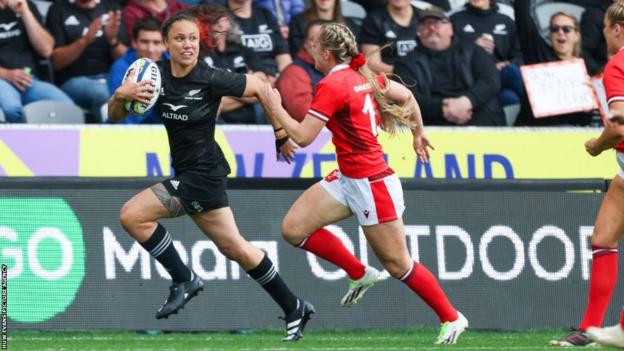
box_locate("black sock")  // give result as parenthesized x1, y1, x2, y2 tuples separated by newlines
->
(140, 223, 191, 283)
(247, 254, 299, 314)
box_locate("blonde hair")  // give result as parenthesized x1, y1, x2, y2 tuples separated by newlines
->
(606, 1, 624, 27)
(550, 11, 582, 58)
(319, 23, 414, 133)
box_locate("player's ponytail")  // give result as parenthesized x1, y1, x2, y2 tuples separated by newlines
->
(319, 23, 415, 133)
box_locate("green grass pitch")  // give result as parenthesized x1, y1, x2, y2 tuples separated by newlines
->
(8, 328, 623, 350)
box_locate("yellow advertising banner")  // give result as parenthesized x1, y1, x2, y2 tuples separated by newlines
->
(0, 126, 616, 178)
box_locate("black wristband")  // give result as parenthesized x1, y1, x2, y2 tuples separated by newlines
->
(275, 135, 289, 151)
(273, 127, 283, 132)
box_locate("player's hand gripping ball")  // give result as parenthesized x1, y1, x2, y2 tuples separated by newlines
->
(123, 58, 161, 115)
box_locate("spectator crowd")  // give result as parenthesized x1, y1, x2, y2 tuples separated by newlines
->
(0, 0, 612, 126)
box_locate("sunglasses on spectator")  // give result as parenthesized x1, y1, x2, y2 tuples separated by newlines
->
(549, 25, 575, 34)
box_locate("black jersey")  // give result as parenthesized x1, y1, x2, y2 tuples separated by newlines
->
(358, 6, 419, 66)
(230, 5, 289, 76)
(156, 59, 247, 175)
(46, 0, 127, 84)
(450, 3, 522, 64)
(202, 41, 261, 124)
(0, 1, 43, 70)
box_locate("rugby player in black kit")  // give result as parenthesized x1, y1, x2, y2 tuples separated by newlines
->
(106, 10, 313, 341)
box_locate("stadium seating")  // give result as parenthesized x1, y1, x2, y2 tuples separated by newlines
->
(341, 0, 366, 24)
(32, 0, 52, 19)
(503, 103, 521, 126)
(23, 100, 85, 124)
(100, 103, 108, 122)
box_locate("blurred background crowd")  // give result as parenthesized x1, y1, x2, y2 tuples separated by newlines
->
(0, 0, 609, 127)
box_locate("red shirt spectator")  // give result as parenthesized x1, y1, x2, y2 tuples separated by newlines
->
(123, 0, 187, 42)
(277, 51, 321, 121)
(276, 21, 324, 121)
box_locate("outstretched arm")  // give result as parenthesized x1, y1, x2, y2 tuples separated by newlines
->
(262, 83, 325, 147)
(243, 74, 298, 162)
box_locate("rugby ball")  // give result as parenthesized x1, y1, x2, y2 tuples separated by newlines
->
(123, 58, 161, 115)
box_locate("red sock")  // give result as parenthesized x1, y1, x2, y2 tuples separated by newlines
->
(401, 261, 458, 323)
(620, 309, 624, 329)
(300, 228, 365, 280)
(579, 246, 618, 330)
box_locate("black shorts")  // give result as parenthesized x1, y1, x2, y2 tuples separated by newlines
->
(161, 171, 229, 214)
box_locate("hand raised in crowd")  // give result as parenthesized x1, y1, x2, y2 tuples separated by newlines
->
(4, 0, 28, 14)
(443, 96, 473, 124)
(475, 34, 495, 54)
(104, 10, 122, 46)
(114, 69, 155, 105)
(84, 17, 102, 44)
(0, 67, 32, 92)
(413, 133, 433, 164)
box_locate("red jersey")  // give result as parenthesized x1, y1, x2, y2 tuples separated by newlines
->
(308, 64, 388, 178)
(603, 48, 624, 152)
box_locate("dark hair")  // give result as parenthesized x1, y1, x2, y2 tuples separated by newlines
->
(184, 4, 233, 51)
(302, 0, 345, 26)
(132, 17, 162, 41)
(161, 11, 198, 40)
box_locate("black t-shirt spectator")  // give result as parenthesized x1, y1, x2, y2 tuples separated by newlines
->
(230, 5, 289, 76)
(358, 6, 419, 66)
(450, 2, 522, 65)
(156, 59, 246, 175)
(581, 1, 610, 75)
(203, 41, 262, 124)
(46, 0, 127, 85)
(394, 38, 504, 126)
(0, 1, 42, 70)
(288, 15, 359, 57)
(352, 0, 450, 12)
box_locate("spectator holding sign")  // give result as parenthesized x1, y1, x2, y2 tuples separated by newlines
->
(514, 0, 594, 126)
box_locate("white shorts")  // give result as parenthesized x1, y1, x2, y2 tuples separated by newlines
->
(618, 152, 624, 179)
(320, 168, 405, 226)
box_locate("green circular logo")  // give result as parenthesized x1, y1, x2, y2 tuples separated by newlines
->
(0, 198, 85, 323)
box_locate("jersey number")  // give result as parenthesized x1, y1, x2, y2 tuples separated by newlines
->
(362, 94, 378, 136)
